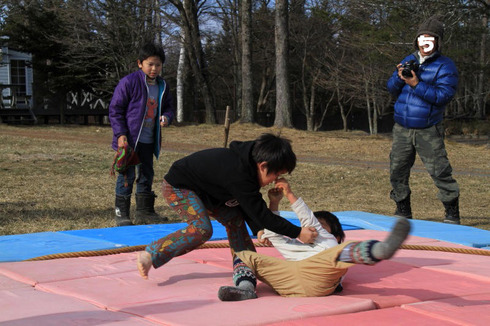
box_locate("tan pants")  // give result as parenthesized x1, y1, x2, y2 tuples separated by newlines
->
(236, 241, 355, 297)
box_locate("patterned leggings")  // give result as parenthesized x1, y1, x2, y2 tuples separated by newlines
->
(145, 179, 256, 282)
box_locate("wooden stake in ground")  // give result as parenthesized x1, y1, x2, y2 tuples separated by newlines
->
(223, 106, 231, 148)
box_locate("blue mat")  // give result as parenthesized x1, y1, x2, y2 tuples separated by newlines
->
(0, 232, 121, 262)
(335, 211, 490, 249)
(0, 211, 488, 262)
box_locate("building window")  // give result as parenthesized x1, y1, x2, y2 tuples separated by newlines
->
(10, 60, 27, 96)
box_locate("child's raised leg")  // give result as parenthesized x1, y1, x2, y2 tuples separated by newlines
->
(338, 218, 411, 264)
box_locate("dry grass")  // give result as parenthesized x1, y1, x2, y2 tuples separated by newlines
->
(0, 122, 488, 235)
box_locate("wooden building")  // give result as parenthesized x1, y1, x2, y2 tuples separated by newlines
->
(0, 37, 36, 123)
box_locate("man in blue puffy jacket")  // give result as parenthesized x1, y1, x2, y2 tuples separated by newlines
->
(386, 16, 460, 224)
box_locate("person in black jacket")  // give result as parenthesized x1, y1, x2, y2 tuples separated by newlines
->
(137, 133, 318, 301)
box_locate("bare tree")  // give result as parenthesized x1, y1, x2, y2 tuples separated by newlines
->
(176, 29, 186, 123)
(476, 0, 489, 118)
(240, 0, 254, 122)
(169, 0, 216, 124)
(274, 0, 292, 128)
(253, 2, 276, 118)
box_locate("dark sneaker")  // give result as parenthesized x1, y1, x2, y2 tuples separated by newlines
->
(394, 197, 412, 219)
(218, 286, 257, 301)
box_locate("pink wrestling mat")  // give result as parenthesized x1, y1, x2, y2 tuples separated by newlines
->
(1, 230, 490, 326)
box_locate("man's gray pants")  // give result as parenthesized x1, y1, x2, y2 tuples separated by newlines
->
(390, 123, 459, 203)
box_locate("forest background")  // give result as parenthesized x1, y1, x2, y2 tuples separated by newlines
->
(0, 0, 488, 134)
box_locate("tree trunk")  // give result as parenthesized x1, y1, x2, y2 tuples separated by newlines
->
(305, 82, 315, 131)
(364, 79, 373, 135)
(154, 0, 162, 45)
(176, 31, 185, 123)
(338, 90, 347, 132)
(274, 0, 292, 128)
(314, 90, 335, 131)
(240, 0, 253, 123)
(256, 66, 272, 112)
(477, 7, 488, 118)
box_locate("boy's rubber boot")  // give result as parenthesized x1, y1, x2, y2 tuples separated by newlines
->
(443, 197, 460, 224)
(115, 195, 133, 226)
(134, 192, 168, 224)
(394, 196, 412, 219)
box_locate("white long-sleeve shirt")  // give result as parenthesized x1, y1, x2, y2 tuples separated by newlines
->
(262, 197, 339, 261)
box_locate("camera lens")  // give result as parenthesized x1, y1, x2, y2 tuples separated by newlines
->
(402, 69, 412, 78)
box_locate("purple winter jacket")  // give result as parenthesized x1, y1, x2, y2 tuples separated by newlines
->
(109, 69, 175, 159)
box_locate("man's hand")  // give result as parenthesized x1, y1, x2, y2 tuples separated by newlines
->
(297, 226, 318, 244)
(397, 64, 419, 88)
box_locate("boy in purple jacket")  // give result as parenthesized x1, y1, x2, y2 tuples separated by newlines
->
(109, 42, 175, 226)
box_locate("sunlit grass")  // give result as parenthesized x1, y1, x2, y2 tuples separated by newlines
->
(0, 123, 488, 235)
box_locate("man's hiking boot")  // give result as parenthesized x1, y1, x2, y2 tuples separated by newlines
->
(394, 197, 412, 219)
(443, 197, 460, 225)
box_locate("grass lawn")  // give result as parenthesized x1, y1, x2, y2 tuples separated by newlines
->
(0, 122, 488, 235)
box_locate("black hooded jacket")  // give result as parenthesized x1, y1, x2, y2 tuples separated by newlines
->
(164, 140, 301, 238)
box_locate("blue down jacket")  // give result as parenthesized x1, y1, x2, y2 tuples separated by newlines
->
(109, 69, 175, 158)
(387, 52, 458, 129)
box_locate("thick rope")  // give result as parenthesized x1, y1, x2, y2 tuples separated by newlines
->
(25, 242, 490, 261)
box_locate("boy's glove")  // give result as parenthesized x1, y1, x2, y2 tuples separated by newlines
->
(110, 142, 140, 186)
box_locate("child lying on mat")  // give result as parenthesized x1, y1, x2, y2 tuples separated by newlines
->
(219, 217, 410, 300)
(218, 178, 411, 300)
(262, 178, 346, 293)
(260, 178, 345, 260)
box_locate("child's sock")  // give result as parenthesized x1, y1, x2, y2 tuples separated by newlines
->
(137, 251, 152, 279)
(372, 217, 411, 260)
(218, 285, 257, 301)
(237, 280, 255, 292)
(218, 256, 257, 301)
(339, 218, 410, 265)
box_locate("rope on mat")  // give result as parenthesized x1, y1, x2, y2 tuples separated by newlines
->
(25, 242, 490, 261)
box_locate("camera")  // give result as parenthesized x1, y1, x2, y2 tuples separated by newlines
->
(401, 60, 419, 78)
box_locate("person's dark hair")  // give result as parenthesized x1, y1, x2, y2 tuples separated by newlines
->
(314, 211, 345, 243)
(138, 42, 166, 64)
(251, 133, 296, 174)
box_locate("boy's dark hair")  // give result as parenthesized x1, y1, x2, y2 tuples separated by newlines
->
(314, 211, 345, 243)
(138, 42, 166, 64)
(251, 133, 296, 174)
